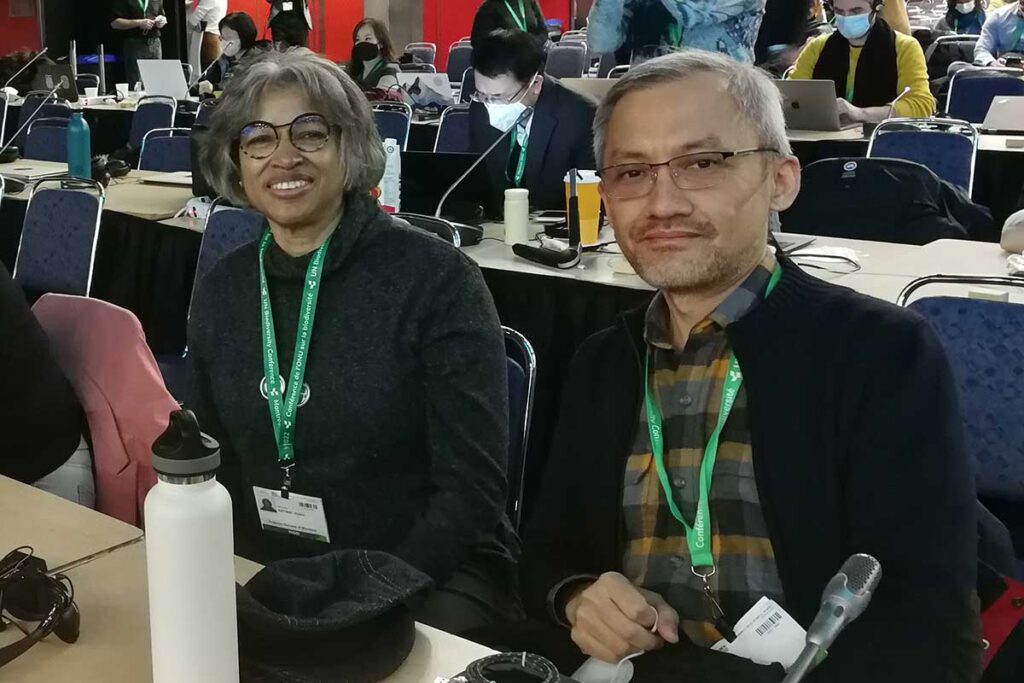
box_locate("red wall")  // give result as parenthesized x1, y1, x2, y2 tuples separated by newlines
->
(225, 0, 361, 63)
(0, 0, 42, 54)
(423, 0, 570, 70)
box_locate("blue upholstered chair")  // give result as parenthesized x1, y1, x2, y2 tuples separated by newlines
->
(404, 42, 437, 66)
(545, 43, 588, 79)
(23, 117, 69, 162)
(947, 68, 1024, 124)
(446, 44, 473, 85)
(867, 117, 978, 194)
(371, 103, 412, 150)
(139, 127, 192, 172)
(434, 105, 471, 153)
(128, 95, 176, 148)
(504, 326, 536, 530)
(192, 199, 265, 301)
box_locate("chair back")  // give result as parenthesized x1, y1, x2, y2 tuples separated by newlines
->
(372, 103, 412, 150)
(608, 64, 630, 79)
(194, 99, 217, 127)
(434, 104, 472, 153)
(947, 68, 1024, 123)
(597, 53, 618, 78)
(14, 177, 105, 297)
(546, 43, 588, 79)
(139, 127, 192, 172)
(182, 62, 194, 86)
(193, 199, 265, 302)
(128, 95, 176, 147)
(459, 68, 475, 103)
(23, 117, 69, 162)
(925, 35, 978, 79)
(447, 44, 473, 84)
(503, 326, 536, 530)
(75, 73, 100, 94)
(399, 63, 437, 73)
(405, 42, 437, 65)
(32, 293, 176, 526)
(867, 117, 978, 194)
(15, 93, 70, 149)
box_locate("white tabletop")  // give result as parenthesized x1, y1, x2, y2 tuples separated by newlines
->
(978, 134, 1024, 153)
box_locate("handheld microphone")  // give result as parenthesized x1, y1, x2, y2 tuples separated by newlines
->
(3, 48, 49, 91)
(512, 169, 582, 269)
(782, 554, 882, 683)
(0, 83, 64, 161)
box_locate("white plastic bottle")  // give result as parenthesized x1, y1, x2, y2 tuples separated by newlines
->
(504, 188, 531, 245)
(380, 137, 402, 213)
(145, 410, 239, 683)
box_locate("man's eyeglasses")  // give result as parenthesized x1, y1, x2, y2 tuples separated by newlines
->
(596, 148, 779, 199)
(238, 113, 336, 160)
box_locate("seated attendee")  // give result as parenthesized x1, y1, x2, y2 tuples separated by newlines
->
(0, 263, 90, 505)
(348, 18, 401, 92)
(521, 49, 981, 680)
(878, 0, 911, 33)
(193, 47, 519, 634)
(789, 0, 935, 122)
(974, 1, 1024, 65)
(469, 29, 596, 212)
(266, 0, 311, 48)
(471, 0, 549, 47)
(935, 0, 988, 35)
(192, 11, 258, 95)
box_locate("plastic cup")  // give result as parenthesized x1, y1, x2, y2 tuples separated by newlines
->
(565, 170, 601, 245)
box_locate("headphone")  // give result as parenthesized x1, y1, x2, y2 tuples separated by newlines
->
(0, 548, 80, 668)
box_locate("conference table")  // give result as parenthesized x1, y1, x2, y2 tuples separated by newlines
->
(0, 475, 495, 682)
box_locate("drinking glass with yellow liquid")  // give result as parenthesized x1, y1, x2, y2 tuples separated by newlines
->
(565, 170, 601, 244)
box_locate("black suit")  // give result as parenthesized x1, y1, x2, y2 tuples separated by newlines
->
(469, 76, 597, 213)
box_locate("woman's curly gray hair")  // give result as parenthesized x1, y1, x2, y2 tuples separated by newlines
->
(198, 47, 385, 206)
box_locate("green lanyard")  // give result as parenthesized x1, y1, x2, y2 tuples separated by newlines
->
(138, 0, 148, 13)
(644, 266, 782, 571)
(667, 23, 683, 48)
(258, 228, 333, 494)
(509, 127, 528, 187)
(503, 0, 528, 32)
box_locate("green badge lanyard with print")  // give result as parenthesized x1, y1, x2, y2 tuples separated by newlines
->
(503, 0, 529, 32)
(259, 228, 333, 497)
(644, 266, 782, 639)
(138, 0, 148, 12)
(509, 127, 528, 187)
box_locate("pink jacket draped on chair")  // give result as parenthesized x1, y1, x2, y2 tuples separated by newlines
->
(32, 294, 177, 527)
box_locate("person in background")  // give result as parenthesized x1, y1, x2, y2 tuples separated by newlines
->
(878, 0, 910, 33)
(186, 0, 229, 72)
(348, 18, 401, 92)
(587, 0, 767, 65)
(469, 29, 597, 212)
(193, 12, 258, 95)
(267, 0, 312, 48)
(471, 0, 549, 47)
(935, 0, 988, 35)
(193, 47, 520, 634)
(111, 0, 167, 88)
(974, 1, 1024, 65)
(520, 48, 981, 681)
(0, 263, 91, 507)
(0, 50, 55, 95)
(789, 0, 935, 122)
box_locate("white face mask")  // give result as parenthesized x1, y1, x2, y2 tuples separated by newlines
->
(222, 40, 241, 58)
(955, 1, 975, 13)
(483, 75, 536, 131)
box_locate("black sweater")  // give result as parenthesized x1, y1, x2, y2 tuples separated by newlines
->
(521, 258, 982, 682)
(188, 193, 516, 587)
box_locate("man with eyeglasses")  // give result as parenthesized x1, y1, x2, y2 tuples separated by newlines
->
(468, 29, 597, 212)
(974, 1, 1024, 65)
(518, 49, 981, 681)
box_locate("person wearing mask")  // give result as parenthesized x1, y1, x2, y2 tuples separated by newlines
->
(789, 0, 935, 122)
(974, 1, 1024, 65)
(471, 0, 549, 47)
(348, 18, 401, 92)
(519, 49, 981, 681)
(587, 0, 767, 65)
(111, 0, 168, 88)
(267, 0, 313, 48)
(193, 12, 258, 95)
(935, 0, 988, 35)
(469, 29, 597, 212)
(192, 47, 520, 634)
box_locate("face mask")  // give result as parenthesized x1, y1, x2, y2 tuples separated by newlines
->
(352, 41, 380, 62)
(483, 76, 535, 131)
(222, 40, 241, 58)
(954, 1, 975, 13)
(836, 13, 872, 40)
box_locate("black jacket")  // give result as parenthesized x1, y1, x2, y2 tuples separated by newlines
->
(521, 257, 982, 682)
(471, 0, 549, 47)
(188, 192, 517, 588)
(469, 76, 596, 213)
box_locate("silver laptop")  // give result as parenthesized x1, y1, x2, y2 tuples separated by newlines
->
(981, 96, 1024, 133)
(774, 79, 861, 132)
(138, 59, 190, 100)
(139, 171, 193, 186)
(0, 159, 68, 182)
(396, 73, 454, 108)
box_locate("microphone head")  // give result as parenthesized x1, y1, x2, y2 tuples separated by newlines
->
(806, 554, 881, 648)
(839, 553, 882, 597)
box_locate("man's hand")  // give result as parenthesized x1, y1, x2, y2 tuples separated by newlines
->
(996, 57, 1008, 66)
(154, 15, 168, 28)
(138, 18, 156, 31)
(836, 97, 863, 123)
(564, 572, 679, 663)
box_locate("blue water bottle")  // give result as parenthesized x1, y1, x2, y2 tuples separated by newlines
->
(67, 113, 92, 180)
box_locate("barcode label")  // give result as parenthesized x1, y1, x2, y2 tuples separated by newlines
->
(755, 612, 783, 637)
(298, 501, 316, 510)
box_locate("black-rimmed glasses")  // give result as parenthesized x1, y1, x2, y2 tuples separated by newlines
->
(238, 113, 336, 160)
(597, 148, 779, 199)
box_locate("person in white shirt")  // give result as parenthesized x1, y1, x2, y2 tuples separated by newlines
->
(186, 0, 228, 79)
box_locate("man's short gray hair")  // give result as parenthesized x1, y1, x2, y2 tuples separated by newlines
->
(593, 49, 792, 168)
(198, 47, 385, 206)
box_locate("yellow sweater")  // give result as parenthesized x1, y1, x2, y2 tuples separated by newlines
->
(789, 30, 936, 119)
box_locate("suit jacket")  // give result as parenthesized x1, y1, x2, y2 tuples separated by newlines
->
(469, 76, 597, 213)
(266, 0, 312, 30)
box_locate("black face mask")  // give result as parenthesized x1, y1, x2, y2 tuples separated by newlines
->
(353, 42, 380, 63)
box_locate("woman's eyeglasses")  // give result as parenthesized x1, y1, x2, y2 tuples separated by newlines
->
(237, 113, 336, 160)
(596, 148, 778, 199)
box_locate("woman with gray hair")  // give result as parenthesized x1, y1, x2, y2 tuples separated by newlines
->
(190, 47, 520, 633)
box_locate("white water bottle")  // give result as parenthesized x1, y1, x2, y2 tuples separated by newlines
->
(145, 410, 239, 683)
(380, 137, 402, 213)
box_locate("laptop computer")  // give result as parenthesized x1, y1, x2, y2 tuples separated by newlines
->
(0, 159, 68, 182)
(138, 59, 190, 100)
(774, 79, 861, 132)
(139, 171, 193, 186)
(31, 64, 79, 103)
(396, 73, 455, 108)
(981, 96, 1024, 133)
